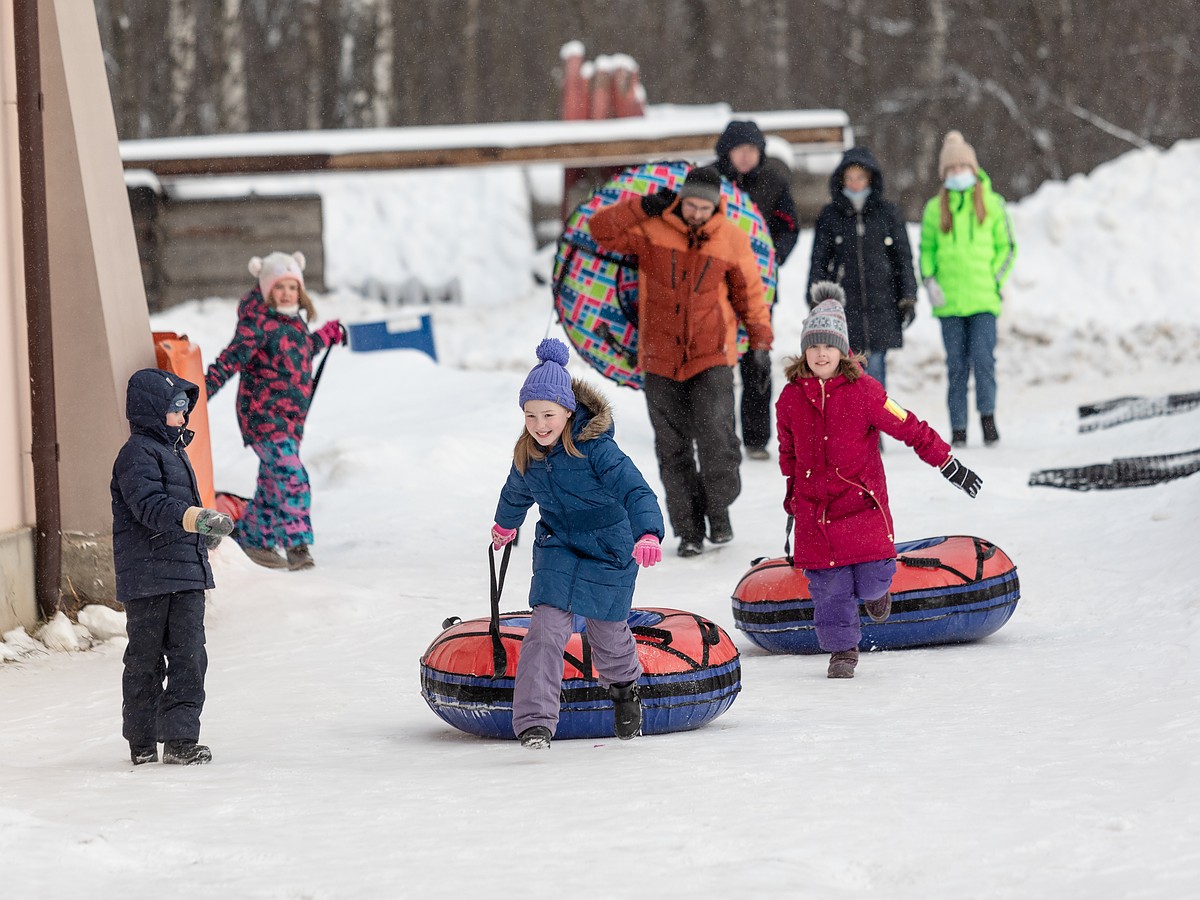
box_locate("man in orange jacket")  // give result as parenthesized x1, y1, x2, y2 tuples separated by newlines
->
(591, 167, 773, 557)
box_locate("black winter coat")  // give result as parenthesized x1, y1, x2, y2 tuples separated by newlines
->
(807, 146, 918, 353)
(111, 368, 215, 602)
(715, 120, 799, 266)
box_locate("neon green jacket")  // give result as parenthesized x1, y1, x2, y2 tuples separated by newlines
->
(919, 170, 1016, 318)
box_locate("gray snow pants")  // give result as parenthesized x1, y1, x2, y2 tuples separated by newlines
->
(643, 366, 742, 541)
(511, 604, 642, 737)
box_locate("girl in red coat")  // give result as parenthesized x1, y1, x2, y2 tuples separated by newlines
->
(776, 283, 983, 678)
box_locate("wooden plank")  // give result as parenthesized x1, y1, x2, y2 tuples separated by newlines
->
(161, 197, 323, 240)
(159, 237, 324, 282)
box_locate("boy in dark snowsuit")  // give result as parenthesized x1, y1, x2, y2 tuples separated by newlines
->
(111, 368, 233, 765)
(715, 120, 800, 460)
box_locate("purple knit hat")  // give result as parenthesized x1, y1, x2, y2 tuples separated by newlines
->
(519, 339, 576, 411)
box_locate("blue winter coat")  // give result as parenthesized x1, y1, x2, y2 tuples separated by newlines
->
(494, 381, 664, 621)
(111, 368, 215, 602)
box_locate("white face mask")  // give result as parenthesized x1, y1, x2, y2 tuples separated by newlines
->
(945, 171, 977, 192)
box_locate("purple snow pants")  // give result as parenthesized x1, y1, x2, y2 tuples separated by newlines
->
(511, 604, 642, 737)
(804, 558, 897, 652)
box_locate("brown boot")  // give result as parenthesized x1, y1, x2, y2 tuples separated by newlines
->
(286, 545, 315, 571)
(863, 591, 892, 623)
(242, 546, 288, 569)
(827, 648, 859, 679)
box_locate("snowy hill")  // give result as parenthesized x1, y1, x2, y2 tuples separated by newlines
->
(3, 139, 1199, 899)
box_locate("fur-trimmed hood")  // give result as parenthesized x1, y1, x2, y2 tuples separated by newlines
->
(570, 378, 614, 443)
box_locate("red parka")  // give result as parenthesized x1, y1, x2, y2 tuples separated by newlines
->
(776, 369, 951, 570)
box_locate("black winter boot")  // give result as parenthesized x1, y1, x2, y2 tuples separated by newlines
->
(518, 726, 552, 750)
(707, 510, 733, 544)
(130, 743, 158, 765)
(162, 740, 212, 765)
(951, 429, 967, 448)
(609, 680, 642, 739)
(981, 415, 1000, 445)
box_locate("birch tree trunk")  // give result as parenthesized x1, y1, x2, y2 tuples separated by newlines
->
(219, 0, 248, 132)
(372, 0, 395, 126)
(167, 0, 197, 135)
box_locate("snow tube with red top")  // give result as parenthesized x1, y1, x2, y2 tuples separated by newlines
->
(731, 535, 1019, 653)
(420, 607, 741, 740)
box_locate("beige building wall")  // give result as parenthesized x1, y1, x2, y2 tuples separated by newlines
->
(0, 0, 37, 632)
(39, 0, 155, 604)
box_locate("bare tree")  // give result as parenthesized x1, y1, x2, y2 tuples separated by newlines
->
(219, 0, 248, 132)
(167, 0, 198, 135)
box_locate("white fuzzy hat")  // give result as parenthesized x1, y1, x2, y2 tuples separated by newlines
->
(249, 251, 306, 299)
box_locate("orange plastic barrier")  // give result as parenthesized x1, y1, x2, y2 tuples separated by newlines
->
(153, 332, 216, 508)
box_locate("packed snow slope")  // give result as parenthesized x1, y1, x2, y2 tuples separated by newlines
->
(2, 140, 1199, 900)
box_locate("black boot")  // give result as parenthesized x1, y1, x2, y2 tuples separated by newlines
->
(981, 415, 1000, 445)
(162, 740, 212, 765)
(518, 726, 552, 750)
(951, 429, 967, 448)
(130, 743, 158, 765)
(707, 510, 733, 544)
(609, 680, 642, 740)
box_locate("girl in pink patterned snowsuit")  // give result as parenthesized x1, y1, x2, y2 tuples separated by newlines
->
(206, 251, 344, 571)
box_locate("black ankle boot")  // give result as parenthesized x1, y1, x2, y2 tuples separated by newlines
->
(951, 429, 967, 448)
(608, 680, 642, 739)
(981, 415, 999, 445)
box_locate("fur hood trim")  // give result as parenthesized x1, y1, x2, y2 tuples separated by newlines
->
(572, 378, 613, 442)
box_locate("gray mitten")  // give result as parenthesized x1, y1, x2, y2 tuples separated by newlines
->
(183, 507, 235, 536)
(924, 277, 946, 308)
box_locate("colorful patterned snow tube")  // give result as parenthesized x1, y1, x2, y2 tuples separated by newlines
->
(420, 607, 741, 740)
(551, 160, 777, 389)
(731, 536, 1020, 653)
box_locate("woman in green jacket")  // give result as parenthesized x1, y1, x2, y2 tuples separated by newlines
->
(919, 131, 1016, 447)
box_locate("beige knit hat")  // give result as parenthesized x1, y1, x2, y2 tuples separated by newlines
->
(938, 131, 979, 178)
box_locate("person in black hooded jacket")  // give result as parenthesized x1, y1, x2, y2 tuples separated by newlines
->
(110, 368, 233, 766)
(807, 146, 918, 389)
(715, 119, 799, 460)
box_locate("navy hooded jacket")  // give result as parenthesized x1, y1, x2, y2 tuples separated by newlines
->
(714, 120, 799, 265)
(807, 146, 919, 353)
(111, 368, 215, 602)
(494, 380, 664, 622)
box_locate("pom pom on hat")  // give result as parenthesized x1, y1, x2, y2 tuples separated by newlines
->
(250, 251, 306, 299)
(519, 338, 576, 411)
(938, 130, 979, 178)
(802, 282, 850, 356)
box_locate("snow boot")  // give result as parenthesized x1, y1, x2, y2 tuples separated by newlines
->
(609, 680, 642, 739)
(130, 743, 158, 765)
(745, 446, 770, 461)
(677, 537, 703, 558)
(827, 648, 859, 679)
(864, 591, 892, 624)
(981, 415, 1000, 446)
(707, 510, 733, 545)
(243, 546, 288, 569)
(951, 429, 967, 448)
(286, 544, 315, 571)
(518, 726, 552, 750)
(162, 740, 212, 765)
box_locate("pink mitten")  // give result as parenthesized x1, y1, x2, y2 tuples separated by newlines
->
(491, 524, 517, 551)
(316, 319, 346, 347)
(632, 534, 662, 568)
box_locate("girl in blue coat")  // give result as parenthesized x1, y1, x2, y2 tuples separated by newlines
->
(491, 339, 665, 749)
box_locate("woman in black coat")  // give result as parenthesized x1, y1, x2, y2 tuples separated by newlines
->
(807, 146, 918, 388)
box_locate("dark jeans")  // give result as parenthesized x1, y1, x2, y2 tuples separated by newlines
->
(122, 590, 208, 746)
(738, 349, 773, 449)
(643, 366, 741, 541)
(939, 313, 997, 431)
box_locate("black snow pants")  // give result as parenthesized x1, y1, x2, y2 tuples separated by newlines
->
(643, 366, 742, 541)
(122, 590, 208, 746)
(738, 350, 773, 449)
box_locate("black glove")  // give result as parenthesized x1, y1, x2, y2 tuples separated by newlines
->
(899, 297, 916, 329)
(940, 457, 983, 498)
(749, 348, 772, 394)
(640, 188, 676, 218)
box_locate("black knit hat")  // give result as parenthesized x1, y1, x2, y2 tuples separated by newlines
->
(678, 166, 723, 206)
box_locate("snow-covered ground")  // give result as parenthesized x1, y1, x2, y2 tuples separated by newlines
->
(3, 141, 1200, 899)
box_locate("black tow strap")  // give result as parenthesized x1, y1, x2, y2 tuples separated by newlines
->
(488, 543, 513, 678)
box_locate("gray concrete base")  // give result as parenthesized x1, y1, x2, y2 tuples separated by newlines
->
(0, 527, 36, 633)
(61, 531, 118, 612)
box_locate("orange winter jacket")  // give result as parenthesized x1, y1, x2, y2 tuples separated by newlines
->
(591, 196, 773, 382)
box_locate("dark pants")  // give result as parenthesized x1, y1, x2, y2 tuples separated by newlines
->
(643, 366, 741, 541)
(738, 350, 773, 449)
(122, 590, 208, 746)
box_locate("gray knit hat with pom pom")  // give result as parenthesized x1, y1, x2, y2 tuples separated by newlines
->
(519, 338, 577, 411)
(802, 282, 850, 356)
